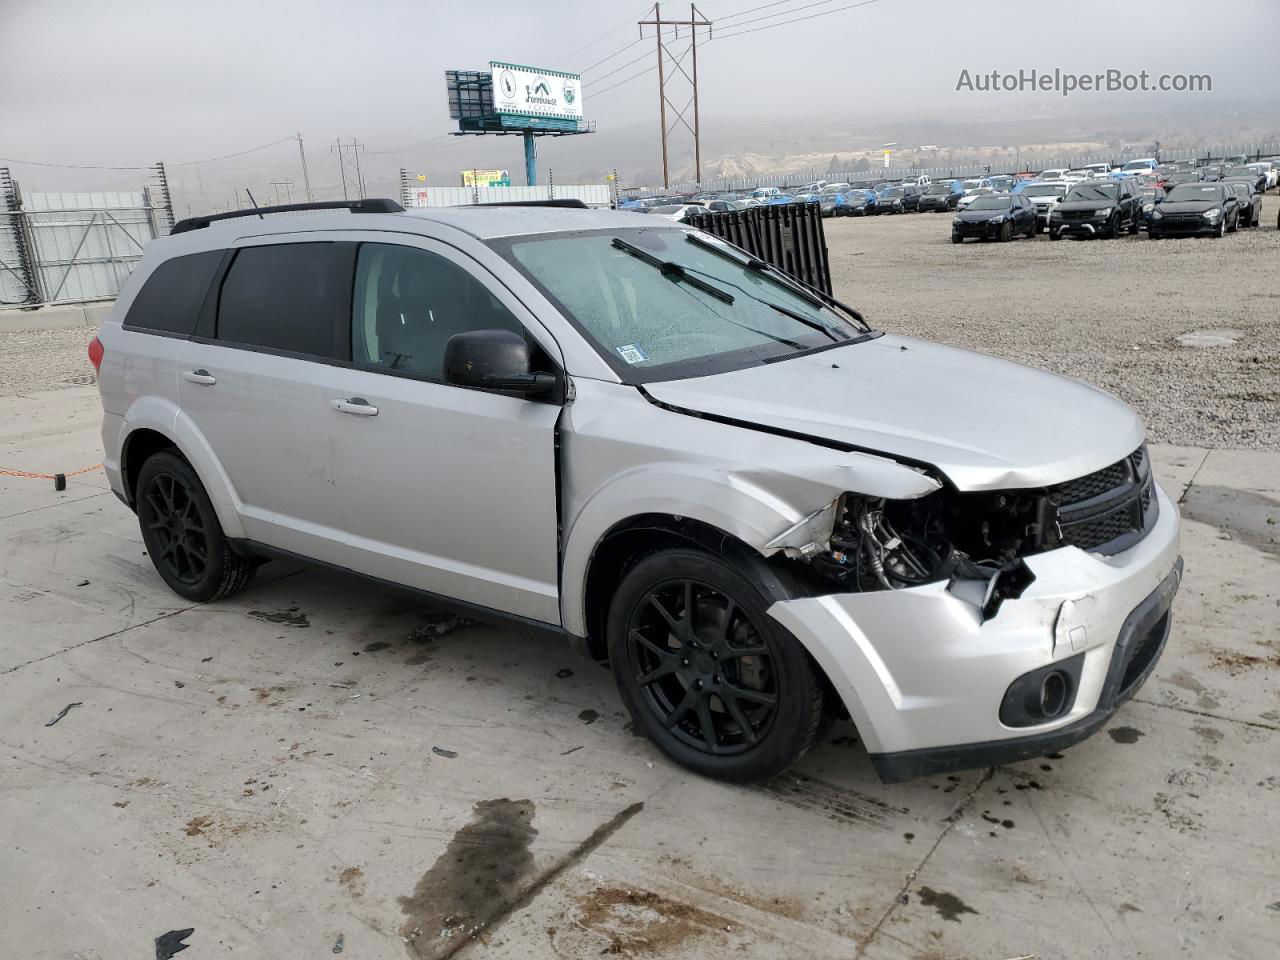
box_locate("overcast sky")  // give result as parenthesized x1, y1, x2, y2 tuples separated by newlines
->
(2, 0, 1276, 195)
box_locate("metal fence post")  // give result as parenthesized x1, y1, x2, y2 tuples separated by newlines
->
(152, 162, 174, 233)
(399, 168, 411, 208)
(0, 168, 43, 306)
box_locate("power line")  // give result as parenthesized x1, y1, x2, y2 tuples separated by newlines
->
(173, 136, 297, 166)
(713, 0, 811, 26)
(588, 49, 655, 85)
(0, 156, 147, 170)
(591, 63, 660, 101)
(366, 133, 454, 156)
(550, 3, 655, 67)
(580, 37, 646, 75)
(713, 0, 881, 40)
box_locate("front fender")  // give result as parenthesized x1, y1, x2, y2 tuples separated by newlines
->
(558, 380, 942, 637)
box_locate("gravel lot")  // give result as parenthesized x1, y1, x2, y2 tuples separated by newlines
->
(826, 196, 1280, 450)
(0, 325, 98, 395)
(3, 200, 1277, 450)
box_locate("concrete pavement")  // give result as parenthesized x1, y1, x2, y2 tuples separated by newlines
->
(1, 387, 1277, 960)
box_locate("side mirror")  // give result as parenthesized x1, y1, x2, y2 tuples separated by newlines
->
(444, 329, 557, 399)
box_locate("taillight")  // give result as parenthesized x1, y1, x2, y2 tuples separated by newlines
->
(88, 336, 104, 372)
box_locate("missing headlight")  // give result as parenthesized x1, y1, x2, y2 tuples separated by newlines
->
(799, 492, 1035, 620)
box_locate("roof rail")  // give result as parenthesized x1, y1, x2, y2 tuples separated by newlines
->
(170, 198, 404, 235)
(475, 199, 589, 209)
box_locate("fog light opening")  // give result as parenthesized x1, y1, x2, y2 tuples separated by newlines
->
(1039, 671, 1069, 719)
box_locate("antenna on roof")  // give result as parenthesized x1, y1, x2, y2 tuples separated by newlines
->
(244, 188, 264, 219)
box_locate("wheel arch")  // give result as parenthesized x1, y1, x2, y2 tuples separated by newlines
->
(117, 407, 245, 540)
(576, 513, 816, 662)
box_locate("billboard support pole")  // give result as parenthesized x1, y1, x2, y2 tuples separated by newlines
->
(523, 132, 537, 187)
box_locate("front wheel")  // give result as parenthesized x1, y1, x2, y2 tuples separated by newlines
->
(1049, 229, 1061, 241)
(1129, 213, 1140, 235)
(999, 222, 1012, 242)
(136, 451, 256, 602)
(951, 232, 963, 244)
(607, 548, 826, 783)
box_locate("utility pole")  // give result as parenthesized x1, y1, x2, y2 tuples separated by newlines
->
(296, 132, 313, 201)
(639, 3, 712, 189)
(269, 179, 293, 205)
(330, 139, 366, 200)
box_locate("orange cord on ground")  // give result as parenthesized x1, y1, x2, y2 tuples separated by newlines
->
(0, 463, 103, 480)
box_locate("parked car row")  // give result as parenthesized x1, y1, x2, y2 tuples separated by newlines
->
(616, 155, 1279, 233)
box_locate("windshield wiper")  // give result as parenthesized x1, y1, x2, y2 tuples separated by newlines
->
(684, 233, 870, 330)
(611, 237, 734, 304)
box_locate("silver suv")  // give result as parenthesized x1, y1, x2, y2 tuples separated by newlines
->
(92, 199, 1182, 783)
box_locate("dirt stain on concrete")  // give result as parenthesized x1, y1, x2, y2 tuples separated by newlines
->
(248, 606, 310, 628)
(364, 641, 392, 652)
(1108, 726, 1145, 744)
(917, 886, 978, 923)
(574, 886, 730, 955)
(578, 709, 599, 725)
(398, 798, 537, 956)
(338, 865, 365, 897)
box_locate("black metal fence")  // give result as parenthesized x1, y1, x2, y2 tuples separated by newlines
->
(686, 202, 832, 296)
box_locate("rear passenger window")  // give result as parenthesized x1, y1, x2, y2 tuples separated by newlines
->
(216, 243, 351, 358)
(123, 251, 223, 336)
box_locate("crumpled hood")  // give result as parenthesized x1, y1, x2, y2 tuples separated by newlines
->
(643, 334, 1144, 492)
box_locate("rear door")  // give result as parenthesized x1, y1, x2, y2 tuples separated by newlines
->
(322, 234, 564, 624)
(178, 238, 354, 563)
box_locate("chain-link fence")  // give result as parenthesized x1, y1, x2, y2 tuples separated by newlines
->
(0, 163, 174, 308)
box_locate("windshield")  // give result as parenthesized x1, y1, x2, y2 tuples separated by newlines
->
(1166, 184, 1221, 201)
(1023, 184, 1066, 197)
(1066, 183, 1119, 202)
(1225, 167, 1253, 178)
(492, 228, 868, 383)
(648, 205, 686, 214)
(924, 184, 950, 195)
(1122, 161, 1150, 171)
(880, 187, 904, 198)
(969, 196, 1012, 210)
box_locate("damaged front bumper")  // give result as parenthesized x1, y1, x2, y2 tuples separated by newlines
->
(766, 482, 1182, 782)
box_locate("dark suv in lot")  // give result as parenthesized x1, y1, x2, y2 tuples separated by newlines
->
(1049, 179, 1141, 240)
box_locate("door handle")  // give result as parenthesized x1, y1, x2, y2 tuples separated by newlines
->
(331, 397, 379, 417)
(183, 369, 216, 385)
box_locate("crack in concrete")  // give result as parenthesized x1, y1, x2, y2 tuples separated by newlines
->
(853, 767, 995, 957)
(448, 800, 645, 959)
(1132, 696, 1279, 732)
(0, 490, 111, 521)
(0, 569, 302, 677)
(1177, 449, 1212, 505)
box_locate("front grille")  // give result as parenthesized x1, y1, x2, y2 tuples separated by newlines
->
(1049, 446, 1155, 555)
(1053, 461, 1128, 505)
(1060, 210, 1095, 221)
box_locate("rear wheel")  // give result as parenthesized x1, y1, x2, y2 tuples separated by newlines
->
(607, 548, 825, 783)
(136, 451, 255, 602)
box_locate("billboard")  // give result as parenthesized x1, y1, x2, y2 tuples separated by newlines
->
(490, 61, 583, 121)
(461, 169, 512, 187)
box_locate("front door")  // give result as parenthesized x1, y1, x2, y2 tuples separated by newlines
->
(323, 236, 564, 624)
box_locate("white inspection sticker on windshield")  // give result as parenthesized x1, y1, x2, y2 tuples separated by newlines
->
(616, 343, 649, 364)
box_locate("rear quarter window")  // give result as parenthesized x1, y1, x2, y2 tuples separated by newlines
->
(215, 242, 352, 359)
(123, 250, 224, 336)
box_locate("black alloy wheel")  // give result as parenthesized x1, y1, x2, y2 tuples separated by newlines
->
(608, 549, 825, 782)
(626, 577, 778, 756)
(140, 470, 209, 586)
(135, 451, 256, 602)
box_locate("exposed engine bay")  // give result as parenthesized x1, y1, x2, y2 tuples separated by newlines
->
(781, 446, 1155, 621)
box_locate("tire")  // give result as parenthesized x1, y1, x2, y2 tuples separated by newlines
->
(606, 548, 825, 783)
(999, 222, 1012, 242)
(1129, 213, 1140, 235)
(1215, 218, 1225, 238)
(1227, 213, 1238, 233)
(1148, 230, 1160, 239)
(951, 232, 963, 244)
(1049, 229, 1061, 241)
(135, 450, 255, 603)
(1104, 214, 1119, 239)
